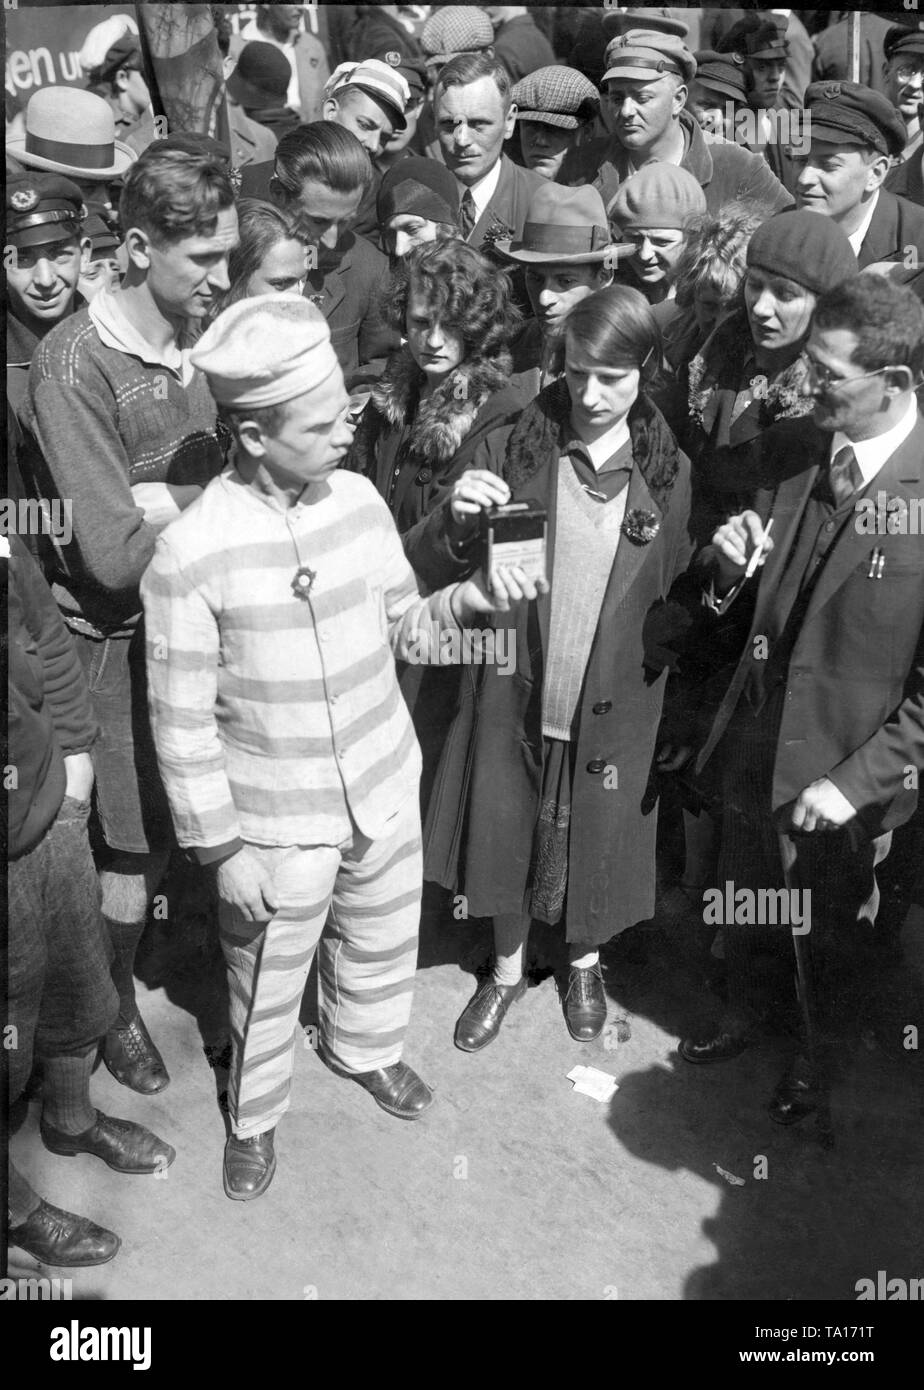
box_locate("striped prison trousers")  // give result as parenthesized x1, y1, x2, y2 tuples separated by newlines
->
(219, 796, 422, 1139)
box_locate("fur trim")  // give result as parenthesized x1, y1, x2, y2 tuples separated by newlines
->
(505, 379, 681, 514)
(371, 345, 512, 463)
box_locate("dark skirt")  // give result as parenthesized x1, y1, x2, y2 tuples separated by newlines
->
(528, 736, 574, 928)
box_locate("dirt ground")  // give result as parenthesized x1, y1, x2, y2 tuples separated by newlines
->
(8, 832, 924, 1302)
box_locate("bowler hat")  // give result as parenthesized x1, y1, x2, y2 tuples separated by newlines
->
(495, 185, 632, 266)
(6, 86, 136, 180)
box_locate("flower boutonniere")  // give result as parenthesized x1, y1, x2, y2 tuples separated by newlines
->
(622, 508, 660, 546)
(481, 216, 515, 254)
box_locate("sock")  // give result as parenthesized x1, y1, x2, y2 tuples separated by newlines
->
(9, 1163, 42, 1227)
(492, 912, 530, 987)
(569, 947, 599, 971)
(42, 1046, 97, 1135)
(103, 915, 146, 1026)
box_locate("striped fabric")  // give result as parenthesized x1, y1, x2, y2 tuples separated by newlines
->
(140, 467, 461, 854)
(221, 799, 422, 1137)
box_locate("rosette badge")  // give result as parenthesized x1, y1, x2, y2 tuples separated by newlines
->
(622, 509, 660, 545)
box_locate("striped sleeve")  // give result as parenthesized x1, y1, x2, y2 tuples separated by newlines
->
(140, 535, 242, 855)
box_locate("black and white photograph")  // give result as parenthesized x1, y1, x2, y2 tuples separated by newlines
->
(2, 0, 922, 1340)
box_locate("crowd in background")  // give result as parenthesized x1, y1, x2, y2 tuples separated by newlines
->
(5, 6, 924, 1270)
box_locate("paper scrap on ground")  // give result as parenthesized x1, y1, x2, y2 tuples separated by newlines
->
(567, 1065, 619, 1102)
(712, 1163, 745, 1186)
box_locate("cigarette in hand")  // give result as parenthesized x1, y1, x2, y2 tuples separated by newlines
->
(744, 518, 774, 580)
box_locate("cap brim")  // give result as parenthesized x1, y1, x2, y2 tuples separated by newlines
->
(350, 84, 407, 131)
(8, 223, 85, 249)
(748, 46, 787, 60)
(802, 119, 875, 149)
(698, 77, 745, 102)
(603, 62, 688, 84)
(6, 137, 135, 180)
(495, 239, 635, 265)
(516, 109, 583, 130)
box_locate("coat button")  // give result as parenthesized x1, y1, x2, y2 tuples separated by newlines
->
(586, 759, 606, 774)
(592, 700, 612, 715)
(416, 467, 433, 485)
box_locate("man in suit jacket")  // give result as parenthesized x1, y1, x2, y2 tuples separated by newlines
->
(794, 81, 924, 269)
(679, 276, 924, 1126)
(558, 24, 792, 217)
(431, 50, 544, 250)
(239, 123, 396, 388)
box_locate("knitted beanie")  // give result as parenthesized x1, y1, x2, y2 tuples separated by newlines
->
(746, 209, 859, 295)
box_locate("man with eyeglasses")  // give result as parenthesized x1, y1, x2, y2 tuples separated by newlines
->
(882, 24, 924, 165)
(793, 80, 924, 269)
(679, 275, 924, 1128)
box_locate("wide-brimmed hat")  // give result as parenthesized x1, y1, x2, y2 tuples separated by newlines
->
(6, 86, 136, 180)
(495, 184, 633, 266)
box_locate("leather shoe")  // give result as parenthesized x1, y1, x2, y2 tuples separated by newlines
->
(9, 1199, 121, 1267)
(564, 965, 607, 1042)
(102, 1013, 170, 1094)
(679, 1030, 749, 1064)
(223, 1128, 276, 1201)
(768, 1062, 818, 1126)
(350, 1061, 433, 1119)
(41, 1110, 176, 1174)
(454, 976, 527, 1052)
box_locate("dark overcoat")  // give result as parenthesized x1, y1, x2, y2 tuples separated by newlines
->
(424, 382, 699, 940)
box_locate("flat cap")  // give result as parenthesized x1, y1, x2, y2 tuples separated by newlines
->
(693, 51, 748, 103)
(602, 10, 689, 41)
(6, 171, 86, 247)
(604, 30, 697, 86)
(608, 163, 706, 232)
(513, 66, 599, 130)
(884, 24, 924, 63)
(421, 6, 494, 62)
(719, 15, 789, 62)
(190, 295, 342, 409)
(804, 80, 907, 157)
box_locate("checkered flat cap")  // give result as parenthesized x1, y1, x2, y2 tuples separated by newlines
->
(513, 66, 600, 129)
(421, 6, 494, 61)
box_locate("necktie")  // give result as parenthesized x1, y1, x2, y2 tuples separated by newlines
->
(828, 444, 863, 509)
(459, 188, 477, 240)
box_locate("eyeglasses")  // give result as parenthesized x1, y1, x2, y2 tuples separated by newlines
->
(801, 353, 893, 390)
(895, 63, 924, 83)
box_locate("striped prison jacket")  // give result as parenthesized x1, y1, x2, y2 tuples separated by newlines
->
(141, 466, 462, 862)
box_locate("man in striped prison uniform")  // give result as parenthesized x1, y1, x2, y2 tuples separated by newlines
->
(141, 295, 541, 1201)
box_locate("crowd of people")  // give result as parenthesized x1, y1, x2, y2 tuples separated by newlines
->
(5, 6, 924, 1277)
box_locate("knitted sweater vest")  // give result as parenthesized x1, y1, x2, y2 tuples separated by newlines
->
(542, 460, 629, 740)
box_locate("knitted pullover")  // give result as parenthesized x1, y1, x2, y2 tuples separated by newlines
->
(24, 289, 223, 636)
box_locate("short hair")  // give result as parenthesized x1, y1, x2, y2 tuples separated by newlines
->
(218, 399, 291, 442)
(673, 201, 771, 312)
(215, 199, 304, 315)
(813, 275, 924, 378)
(383, 238, 521, 361)
(435, 51, 512, 109)
(119, 145, 235, 245)
(562, 284, 663, 389)
(273, 121, 373, 200)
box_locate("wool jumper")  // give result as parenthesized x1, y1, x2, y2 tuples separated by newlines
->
(542, 456, 629, 740)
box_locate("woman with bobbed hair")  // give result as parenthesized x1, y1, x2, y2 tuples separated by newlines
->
(211, 199, 309, 315)
(347, 237, 526, 807)
(424, 284, 700, 1053)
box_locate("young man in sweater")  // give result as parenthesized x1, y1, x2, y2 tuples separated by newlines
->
(141, 296, 544, 1201)
(22, 143, 238, 1098)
